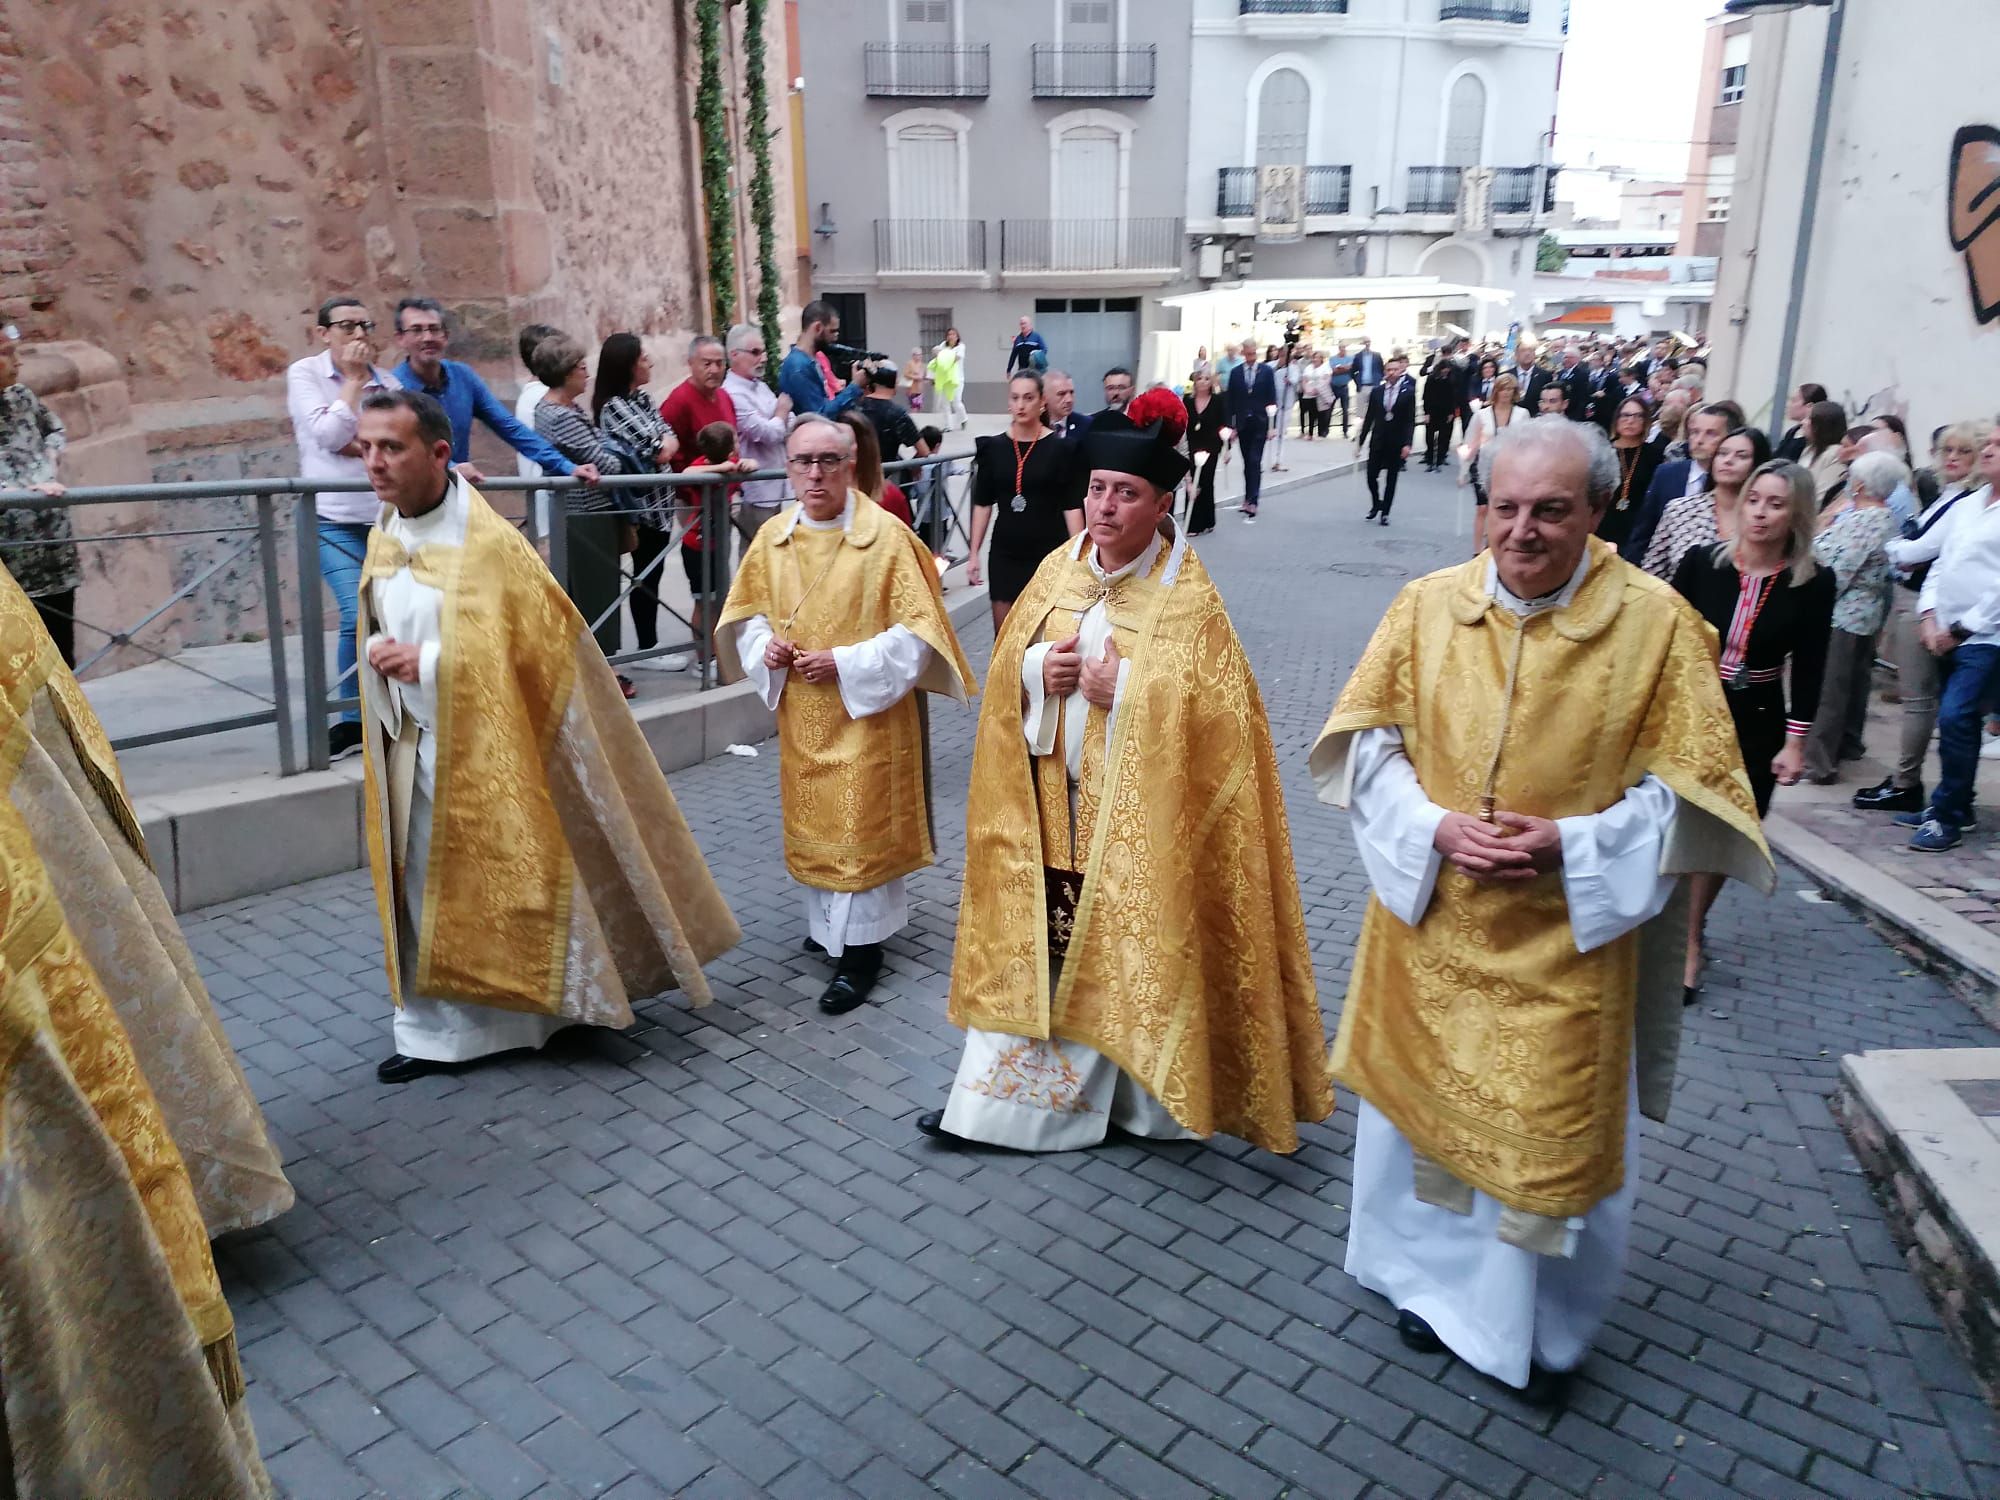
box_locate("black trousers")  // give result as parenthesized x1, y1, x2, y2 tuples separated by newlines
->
(628, 524, 672, 650)
(565, 513, 624, 660)
(1189, 449, 1219, 532)
(33, 589, 73, 667)
(1423, 410, 1453, 468)
(1366, 452, 1402, 516)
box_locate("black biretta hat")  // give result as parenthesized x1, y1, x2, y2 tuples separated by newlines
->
(1079, 408, 1191, 492)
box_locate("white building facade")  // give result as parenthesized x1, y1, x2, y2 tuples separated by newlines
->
(1173, 0, 1565, 362)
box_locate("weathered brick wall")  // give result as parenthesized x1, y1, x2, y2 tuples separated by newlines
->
(0, 10, 58, 336)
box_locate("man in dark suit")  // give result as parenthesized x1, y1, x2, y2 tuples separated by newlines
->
(1357, 351, 1416, 524)
(1044, 369, 1089, 442)
(1557, 347, 1595, 424)
(1226, 338, 1278, 521)
(1420, 346, 1462, 471)
(1581, 346, 1626, 430)
(1505, 339, 1553, 412)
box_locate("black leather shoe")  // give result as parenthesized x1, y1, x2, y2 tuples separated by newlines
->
(1518, 1363, 1573, 1407)
(802, 936, 828, 958)
(1683, 984, 1701, 1008)
(1397, 1310, 1445, 1355)
(1852, 778, 1924, 812)
(819, 943, 883, 1015)
(376, 1052, 451, 1084)
(328, 720, 365, 762)
(915, 1109, 965, 1147)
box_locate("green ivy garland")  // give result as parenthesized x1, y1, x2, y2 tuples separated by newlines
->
(695, 0, 736, 331)
(743, 0, 784, 388)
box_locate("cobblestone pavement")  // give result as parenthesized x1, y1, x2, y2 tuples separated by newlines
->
(201, 464, 2000, 1499)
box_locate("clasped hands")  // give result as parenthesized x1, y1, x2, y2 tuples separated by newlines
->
(1041, 633, 1120, 711)
(367, 636, 423, 685)
(1432, 809, 1562, 883)
(763, 636, 839, 686)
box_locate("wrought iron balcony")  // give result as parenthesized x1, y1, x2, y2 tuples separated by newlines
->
(1439, 2, 1531, 20)
(862, 44, 991, 98)
(999, 217, 1182, 274)
(1216, 166, 1353, 218)
(874, 219, 988, 274)
(1240, 0, 1348, 13)
(1030, 44, 1156, 98)
(1406, 166, 1463, 215)
(1491, 166, 1540, 214)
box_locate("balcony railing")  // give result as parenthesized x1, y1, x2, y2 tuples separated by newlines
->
(1030, 44, 1156, 98)
(999, 217, 1182, 273)
(1491, 166, 1540, 214)
(874, 218, 988, 274)
(1406, 166, 1463, 214)
(1439, 2, 1530, 20)
(862, 43, 991, 98)
(1217, 165, 1353, 217)
(1240, 0, 1348, 13)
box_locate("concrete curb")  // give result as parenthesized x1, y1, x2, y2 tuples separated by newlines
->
(1765, 811, 2000, 1021)
(140, 587, 992, 913)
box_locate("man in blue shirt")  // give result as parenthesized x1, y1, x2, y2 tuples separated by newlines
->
(1006, 315, 1049, 376)
(390, 298, 592, 484)
(778, 300, 862, 418)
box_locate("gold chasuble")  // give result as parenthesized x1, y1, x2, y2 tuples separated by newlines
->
(950, 529, 1333, 1154)
(0, 798, 271, 1498)
(0, 569, 291, 1238)
(358, 485, 740, 1015)
(1312, 540, 1772, 1219)
(715, 493, 975, 890)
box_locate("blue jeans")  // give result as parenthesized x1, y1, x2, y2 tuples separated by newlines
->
(317, 520, 372, 725)
(1931, 642, 2000, 826)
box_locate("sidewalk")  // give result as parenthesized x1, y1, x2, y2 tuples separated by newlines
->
(1765, 676, 2000, 1016)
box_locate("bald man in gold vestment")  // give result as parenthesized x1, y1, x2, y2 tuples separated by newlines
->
(1314, 418, 1772, 1403)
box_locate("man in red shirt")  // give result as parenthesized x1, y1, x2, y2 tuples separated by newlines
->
(658, 336, 742, 631)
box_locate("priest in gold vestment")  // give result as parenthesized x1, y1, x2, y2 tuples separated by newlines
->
(924, 398, 1333, 1153)
(0, 791, 272, 1497)
(0, 567, 291, 1236)
(715, 413, 974, 1015)
(354, 390, 740, 1084)
(1313, 417, 1772, 1402)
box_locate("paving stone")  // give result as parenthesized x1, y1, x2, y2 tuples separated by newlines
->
(197, 467, 2000, 1497)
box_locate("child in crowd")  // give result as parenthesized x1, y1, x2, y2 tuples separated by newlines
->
(680, 422, 752, 658)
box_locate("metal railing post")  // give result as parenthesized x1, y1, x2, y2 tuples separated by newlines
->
(548, 483, 570, 589)
(293, 494, 331, 771)
(700, 484, 721, 690)
(255, 495, 299, 776)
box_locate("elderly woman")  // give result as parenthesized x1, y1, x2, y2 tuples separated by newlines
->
(1803, 449, 1908, 783)
(530, 333, 634, 696)
(0, 334, 73, 662)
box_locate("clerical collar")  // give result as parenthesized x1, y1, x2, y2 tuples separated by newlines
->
(1487, 547, 1591, 617)
(1088, 529, 1160, 585)
(392, 473, 464, 543)
(798, 492, 854, 531)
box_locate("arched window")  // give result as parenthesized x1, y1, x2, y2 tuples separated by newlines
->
(1256, 68, 1310, 168)
(1443, 73, 1486, 168)
(884, 110, 973, 269)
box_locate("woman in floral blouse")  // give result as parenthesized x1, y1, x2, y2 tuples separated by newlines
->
(1803, 449, 1908, 783)
(1639, 425, 1770, 581)
(0, 334, 73, 662)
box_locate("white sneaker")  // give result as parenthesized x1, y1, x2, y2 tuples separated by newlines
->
(1980, 736, 2000, 761)
(634, 652, 694, 673)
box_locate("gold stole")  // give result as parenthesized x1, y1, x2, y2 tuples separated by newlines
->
(715, 495, 976, 892)
(1314, 541, 1769, 1217)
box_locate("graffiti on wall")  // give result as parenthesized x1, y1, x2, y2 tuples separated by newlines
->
(1949, 125, 2000, 326)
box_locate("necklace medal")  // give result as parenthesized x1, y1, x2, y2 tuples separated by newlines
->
(1011, 493, 1027, 513)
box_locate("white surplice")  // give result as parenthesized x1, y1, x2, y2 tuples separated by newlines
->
(723, 499, 933, 958)
(1340, 549, 1680, 1389)
(366, 479, 568, 1063)
(941, 530, 1198, 1150)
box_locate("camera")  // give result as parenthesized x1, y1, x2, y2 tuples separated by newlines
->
(826, 341, 888, 364)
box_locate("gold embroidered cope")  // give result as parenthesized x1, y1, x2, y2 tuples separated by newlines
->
(1312, 540, 1773, 1218)
(715, 493, 976, 892)
(948, 530, 1333, 1154)
(359, 485, 741, 1016)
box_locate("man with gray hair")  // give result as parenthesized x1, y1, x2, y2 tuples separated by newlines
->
(723, 322, 792, 544)
(714, 414, 974, 1016)
(1313, 414, 1772, 1404)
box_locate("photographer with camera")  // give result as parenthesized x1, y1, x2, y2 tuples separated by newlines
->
(779, 300, 865, 420)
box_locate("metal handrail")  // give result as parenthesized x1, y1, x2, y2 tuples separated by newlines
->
(0, 451, 975, 777)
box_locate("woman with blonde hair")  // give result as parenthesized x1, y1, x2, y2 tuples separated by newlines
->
(1670, 460, 1834, 1001)
(1462, 370, 1520, 553)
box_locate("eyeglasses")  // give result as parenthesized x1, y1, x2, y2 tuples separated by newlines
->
(787, 454, 849, 472)
(325, 318, 376, 334)
(400, 323, 446, 337)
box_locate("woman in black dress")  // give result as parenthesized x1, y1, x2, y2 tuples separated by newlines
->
(1671, 459, 1834, 1002)
(1595, 396, 1663, 550)
(1183, 369, 1227, 535)
(967, 371, 1082, 632)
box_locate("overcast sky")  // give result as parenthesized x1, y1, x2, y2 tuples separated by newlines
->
(1554, 0, 1723, 213)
